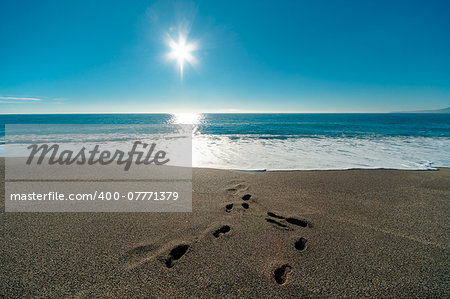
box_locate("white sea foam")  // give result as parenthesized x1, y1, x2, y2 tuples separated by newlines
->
(2, 132, 449, 170)
(192, 135, 450, 170)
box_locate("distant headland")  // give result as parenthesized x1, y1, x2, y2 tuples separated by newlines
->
(392, 107, 450, 113)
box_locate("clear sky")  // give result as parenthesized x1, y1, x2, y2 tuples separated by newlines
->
(0, 0, 449, 113)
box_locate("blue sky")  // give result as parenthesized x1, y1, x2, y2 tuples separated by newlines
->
(0, 0, 449, 113)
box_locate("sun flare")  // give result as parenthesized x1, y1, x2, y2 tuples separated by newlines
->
(167, 34, 197, 76)
(171, 113, 202, 125)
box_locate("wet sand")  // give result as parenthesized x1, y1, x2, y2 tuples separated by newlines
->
(1, 158, 449, 297)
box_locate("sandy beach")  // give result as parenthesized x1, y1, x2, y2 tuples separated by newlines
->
(1, 158, 449, 297)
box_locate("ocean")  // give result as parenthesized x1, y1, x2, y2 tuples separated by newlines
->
(1, 113, 449, 170)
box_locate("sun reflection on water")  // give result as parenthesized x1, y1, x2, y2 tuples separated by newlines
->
(171, 113, 203, 125)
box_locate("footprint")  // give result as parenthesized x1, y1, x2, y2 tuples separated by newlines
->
(226, 182, 247, 194)
(286, 217, 308, 228)
(265, 218, 291, 230)
(267, 212, 284, 219)
(242, 203, 249, 209)
(213, 225, 231, 238)
(225, 203, 234, 213)
(242, 194, 251, 201)
(274, 264, 292, 285)
(295, 237, 307, 251)
(165, 244, 189, 268)
(267, 212, 311, 228)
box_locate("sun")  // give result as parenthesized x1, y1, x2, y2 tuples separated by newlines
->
(167, 34, 197, 76)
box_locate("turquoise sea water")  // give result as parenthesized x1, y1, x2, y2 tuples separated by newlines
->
(1, 113, 449, 170)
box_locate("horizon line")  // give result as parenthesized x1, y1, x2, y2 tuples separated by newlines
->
(1, 110, 448, 115)
(0, 111, 399, 115)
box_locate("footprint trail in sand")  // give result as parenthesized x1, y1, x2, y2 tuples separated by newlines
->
(120, 181, 312, 287)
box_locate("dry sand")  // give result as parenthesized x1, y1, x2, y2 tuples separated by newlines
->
(1, 158, 449, 297)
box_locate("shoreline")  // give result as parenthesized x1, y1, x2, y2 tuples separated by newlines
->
(205, 166, 448, 172)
